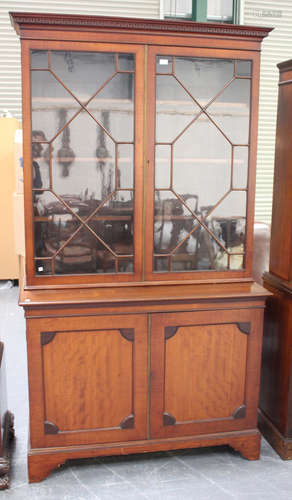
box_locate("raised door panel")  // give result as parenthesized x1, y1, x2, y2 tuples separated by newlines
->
(27, 314, 147, 448)
(150, 308, 263, 438)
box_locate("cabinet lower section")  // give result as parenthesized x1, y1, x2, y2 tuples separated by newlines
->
(28, 429, 261, 483)
(24, 288, 267, 482)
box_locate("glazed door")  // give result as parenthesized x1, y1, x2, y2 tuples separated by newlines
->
(27, 314, 148, 448)
(150, 308, 263, 438)
(24, 41, 144, 286)
(145, 45, 259, 282)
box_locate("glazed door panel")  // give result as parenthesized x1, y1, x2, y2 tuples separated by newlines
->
(23, 41, 144, 286)
(150, 308, 263, 438)
(145, 45, 259, 282)
(27, 314, 148, 448)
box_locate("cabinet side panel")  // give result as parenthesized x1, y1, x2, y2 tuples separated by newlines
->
(260, 279, 292, 437)
(269, 80, 292, 280)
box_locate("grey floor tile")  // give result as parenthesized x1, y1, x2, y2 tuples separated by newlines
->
(70, 458, 128, 488)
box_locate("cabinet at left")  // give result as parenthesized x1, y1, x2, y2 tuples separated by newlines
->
(26, 314, 148, 448)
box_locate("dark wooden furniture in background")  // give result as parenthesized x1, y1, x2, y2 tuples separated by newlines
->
(10, 12, 271, 482)
(0, 343, 14, 489)
(259, 59, 292, 459)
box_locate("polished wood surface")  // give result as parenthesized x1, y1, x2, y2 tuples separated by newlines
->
(259, 59, 292, 458)
(269, 60, 292, 282)
(27, 429, 261, 483)
(27, 314, 148, 448)
(150, 308, 263, 439)
(11, 13, 270, 482)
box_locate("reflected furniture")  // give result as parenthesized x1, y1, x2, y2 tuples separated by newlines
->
(11, 12, 271, 482)
(259, 60, 292, 459)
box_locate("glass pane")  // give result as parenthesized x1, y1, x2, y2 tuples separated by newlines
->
(51, 110, 116, 219)
(87, 73, 134, 142)
(207, 0, 233, 22)
(118, 259, 133, 273)
(207, 191, 246, 254)
(207, 79, 251, 144)
(117, 144, 134, 189)
(173, 115, 231, 216)
(118, 54, 134, 72)
(88, 190, 134, 257)
(154, 55, 249, 274)
(233, 147, 248, 189)
(155, 145, 171, 189)
(31, 50, 136, 276)
(171, 227, 228, 271)
(164, 0, 192, 18)
(236, 60, 252, 77)
(50, 51, 116, 103)
(32, 139, 50, 190)
(54, 226, 106, 275)
(154, 255, 169, 272)
(174, 57, 234, 107)
(154, 191, 199, 254)
(35, 259, 52, 275)
(31, 50, 48, 69)
(156, 74, 200, 143)
(31, 70, 79, 143)
(156, 57, 172, 74)
(230, 254, 244, 270)
(34, 191, 82, 260)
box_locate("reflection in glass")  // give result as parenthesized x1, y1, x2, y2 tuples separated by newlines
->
(31, 70, 78, 142)
(174, 57, 234, 106)
(230, 254, 244, 270)
(236, 60, 252, 77)
(154, 191, 199, 254)
(87, 73, 134, 142)
(171, 229, 227, 271)
(156, 74, 200, 143)
(31, 135, 50, 190)
(207, 79, 251, 144)
(50, 51, 116, 103)
(154, 255, 169, 272)
(117, 144, 134, 189)
(154, 55, 250, 273)
(31, 50, 135, 276)
(173, 115, 231, 213)
(31, 50, 48, 69)
(155, 145, 171, 189)
(156, 57, 172, 74)
(34, 258, 52, 275)
(51, 110, 116, 218)
(88, 190, 134, 257)
(118, 53, 134, 72)
(233, 147, 248, 189)
(54, 226, 102, 275)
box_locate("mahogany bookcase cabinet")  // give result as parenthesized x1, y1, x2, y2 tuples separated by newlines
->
(259, 60, 292, 459)
(10, 12, 271, 482)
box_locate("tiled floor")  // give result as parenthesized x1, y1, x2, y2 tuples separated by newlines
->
(1, 284, 292, 499)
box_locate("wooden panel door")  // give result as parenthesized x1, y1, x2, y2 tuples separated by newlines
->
(150, 308, 263, 438)
(27, 314, 147, 448)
